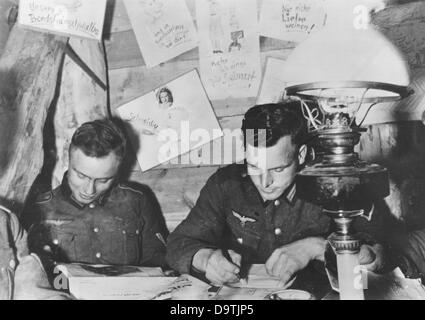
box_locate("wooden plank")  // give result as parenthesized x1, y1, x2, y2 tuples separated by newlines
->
(0, 25, 67, 213)
(68, 37, 107, 87)
(104, 0, 132, 34)
(130, 165, 220, 219)
(0, 0, 17, 57)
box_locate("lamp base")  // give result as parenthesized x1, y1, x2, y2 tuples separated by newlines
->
(295, 163, 388, 211)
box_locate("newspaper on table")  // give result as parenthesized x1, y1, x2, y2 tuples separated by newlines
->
(57, 263, 177, 300)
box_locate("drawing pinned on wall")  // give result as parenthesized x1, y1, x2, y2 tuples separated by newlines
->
(124, 0, 199, 68)
(117, 69, 223, 172)
(18, 0, 107, 40)
(196, 0, 261, 99)
(259, 0, 327, 43)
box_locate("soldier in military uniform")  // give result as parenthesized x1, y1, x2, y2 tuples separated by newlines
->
(166, 102, 386, 287)
(0, 205, 70, 299)
(23, 119, 168, 278)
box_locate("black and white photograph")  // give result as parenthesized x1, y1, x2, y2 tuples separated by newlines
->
(1, 0, 425, 308)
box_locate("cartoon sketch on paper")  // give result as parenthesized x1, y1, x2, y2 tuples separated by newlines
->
(228, 6, 244, 52)
(208, 0, 225, 54)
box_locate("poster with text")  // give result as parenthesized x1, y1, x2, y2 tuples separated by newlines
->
(18, 0, 107, 40)
(124, 0, 198, 68)
(259, 0, 327, 43)
(196, 0, 261, 99)
(117, 70, 223, 171)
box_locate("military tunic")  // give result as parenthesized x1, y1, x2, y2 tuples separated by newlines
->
(25, 175, 168, 275)
(166, 164, 384, 275)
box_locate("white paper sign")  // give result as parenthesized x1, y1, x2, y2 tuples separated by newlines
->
(117, 70, 223, 171)
(259, 0, 327, 43)
(18, 0, 107, 40)
(196, 0, 261, 99)
(124, 0, 198, 68)
(257, 57, 288, 105)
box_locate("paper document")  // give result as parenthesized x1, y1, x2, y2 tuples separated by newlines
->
(57, 263, 176, 300)
(228, 264, 296, 289)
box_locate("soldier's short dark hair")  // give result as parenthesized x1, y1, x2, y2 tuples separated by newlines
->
(241, 101, 307, 149)
(70, 119, 127, 160)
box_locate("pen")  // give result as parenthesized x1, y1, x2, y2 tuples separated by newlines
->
(222, 249, 247, 284)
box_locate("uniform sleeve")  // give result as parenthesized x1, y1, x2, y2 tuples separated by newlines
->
(138, 194, 169, 268)
(390, 229, 425, 280)
(25, 204, 57, 279)
(352, 201, 385, 244)
(166, 171, 227, 275)
(351, 200, 389, 272)
(7, 212, 70, 300)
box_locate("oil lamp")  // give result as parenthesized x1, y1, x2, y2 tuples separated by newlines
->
(283, 23, 411, 299)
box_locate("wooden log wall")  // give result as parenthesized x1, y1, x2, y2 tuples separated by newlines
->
(105, 0, 425, 233)
(0, 24, 67, 213)
(48, 38, 109, 189)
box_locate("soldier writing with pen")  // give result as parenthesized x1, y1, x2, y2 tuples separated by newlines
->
(167, 102, 387, 286)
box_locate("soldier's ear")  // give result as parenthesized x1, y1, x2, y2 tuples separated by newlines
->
(298, 144, 307, 165)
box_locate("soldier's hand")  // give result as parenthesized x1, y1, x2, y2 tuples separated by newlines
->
(265, 237, 326, 286)
(205, 249, 241, 286)
(359, 243, 385, 272)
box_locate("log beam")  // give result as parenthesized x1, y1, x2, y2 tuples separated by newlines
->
(0, 25, 67, 212)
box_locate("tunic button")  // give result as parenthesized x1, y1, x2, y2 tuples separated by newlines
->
(89, 203, 95, 209)
(122, 230, 126, 235)
(237, 237, 243, 244)
(94, 227, 99, 233)
(135, 230, 139, 235)
(9, 259, 16, 269)
(274, 200, 280, 207)
(53, 239, 59, 245)
(274, 228, 282, 236)
(96, 252, 101, 258)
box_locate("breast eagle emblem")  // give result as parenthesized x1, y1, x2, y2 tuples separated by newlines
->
(232, 210, 256, 228)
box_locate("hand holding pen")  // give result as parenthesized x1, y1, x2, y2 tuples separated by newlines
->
(204, 249, 242, 286)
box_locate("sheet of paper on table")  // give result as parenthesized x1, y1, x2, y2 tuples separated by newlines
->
(212, 264, 295, 300)
(228, 264, 294, 289)
(214, 287, 277, 300)
(57, 263, 177, 300)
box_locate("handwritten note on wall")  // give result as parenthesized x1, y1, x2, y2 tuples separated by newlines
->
(196, 0, 261, 99)
(124, 0, 198, 68)
(18, 0, 107, 40)
(259, 0, 327, 43)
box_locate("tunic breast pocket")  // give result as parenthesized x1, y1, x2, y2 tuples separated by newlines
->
(119, 220, 141, 265)
(226, 214, 261, 252)
(48, 226, 78, 263)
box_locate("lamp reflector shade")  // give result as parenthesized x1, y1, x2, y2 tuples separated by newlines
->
(284, 26, 411, 102)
